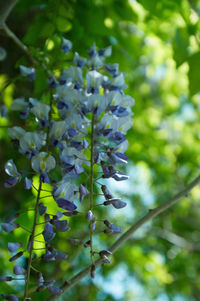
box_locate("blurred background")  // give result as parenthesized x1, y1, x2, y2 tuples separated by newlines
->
(1, 0, 200, 300)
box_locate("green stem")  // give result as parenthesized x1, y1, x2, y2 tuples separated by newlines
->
(46, 94, 53, 151)
(89, 113, 95, 262)
(23, 181, 42, 300)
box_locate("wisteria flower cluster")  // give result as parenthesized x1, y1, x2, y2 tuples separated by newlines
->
(1, 39, 134, 300)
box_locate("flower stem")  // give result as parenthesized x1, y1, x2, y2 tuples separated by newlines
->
(46, 94, 53, 151)
(23, 181, 42, 300)
(89, 113, 95, 263)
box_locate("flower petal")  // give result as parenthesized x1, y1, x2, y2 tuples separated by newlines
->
(8, 242, 22, 252)
(56, 199, 77, 211)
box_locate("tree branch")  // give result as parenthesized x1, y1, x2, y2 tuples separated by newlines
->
(154, 227, 200, 252)
(46, 173, 200, 301)
(0, 0, 18, 25)
(2, 23, 35, 63)
(0, 0, 36, 64)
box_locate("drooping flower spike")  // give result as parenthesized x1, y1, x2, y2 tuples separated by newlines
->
(2, 39, 134, 298)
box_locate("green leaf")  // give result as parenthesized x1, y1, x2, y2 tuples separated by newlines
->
(188, 51, 200, 95)
(34, 67, 48, 97)
(173, 27, 189, 67)
(56, 17, 72, 32)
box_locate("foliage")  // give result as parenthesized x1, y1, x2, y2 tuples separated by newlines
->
(1, 0, 200, 300)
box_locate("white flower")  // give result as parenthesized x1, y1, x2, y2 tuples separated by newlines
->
(61, 38, 72, 53)
(87, 94, 109, 112)
(7, 127, 26, 140)
(30, 100, 50, 121)
(53, 181, 78, 201)
(11, 98, 28, 111)
(20, 132, 46, 152)
(60, 66, 83, 86)
(61, 147, 89, 167)
(86, 70, 103, 92)
(31, 152, 56, 172)
(50, 121, 68, 140)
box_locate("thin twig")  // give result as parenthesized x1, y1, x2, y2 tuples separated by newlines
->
(23, 181, 42, 300)
(2, 23, 36, 65)
(45, 173, 200, 301)
(154, 227, 200, 252)
(0, 0, 18, 24)
(89, 113, 95, 264)
(39, 195, 53, 200)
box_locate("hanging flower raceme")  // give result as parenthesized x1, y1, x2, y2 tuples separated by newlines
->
(2, 38, 134, 299)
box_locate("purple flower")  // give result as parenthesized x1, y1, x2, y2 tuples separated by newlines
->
(20, 65, 35, 82)
(86, 210, 94, 221)
(103, 198, 127, 209)
(0, 105, 7, 118)
(42, 251, 56, 261)
(24, 177, 32, 189)
(43, 223, 55, 242)
(98, 46, 112, 57)
(79, 184, 87, 202)
(73, 52, 86, 68)
(0, 276, 13, 282)
(4, 159, 21, 188)
(101, 185, 113, 200)
(4, 177, 18, 188)
(1, 295, 19, 301)
(105, 63, 119, 76)
(110, 105, 128, 117)
(48, 77, 58, 88)
(2, 223, 19, 233)
(110, 132, 126, 144)
(38, 203, 47, 216)
(20, 110, 29, 119)
(68, 128, 77, 137)
(109, 224, 122, 233)
(54, 250, 67, 260)
(2, 42, 134, 283)
(14, 265, 25, 275)
(61, 38, 72, 53)
(56, 199, 77, 211)
(52, 220, 70, 232)
(108, 152, 128, 165)
(88, 44, 96, 57)
(104, 220, 122, 233)
(8, 242, 22, 252)
(42, 249, 67, 261)
(40, 172, 50, 183)
(102, 128, 112, 137)
(70, 140, 87, 151)
(7, 213, 20, 223)
(101, 162, 116, 179)
(53, 211, 63, 220)
(99, 250, 112, 257)
(112, 171, 129, 181)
